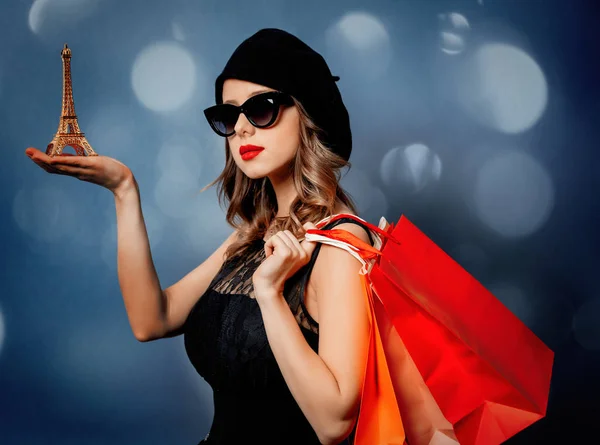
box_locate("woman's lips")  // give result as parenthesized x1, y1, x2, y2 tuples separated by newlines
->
(239, 145, 264, 160)
(241, 150, 263, 160)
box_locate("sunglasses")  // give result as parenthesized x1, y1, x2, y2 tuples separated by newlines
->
(204, 91, 294, 137)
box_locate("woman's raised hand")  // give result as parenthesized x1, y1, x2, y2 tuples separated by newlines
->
(25, 147, 134, 195)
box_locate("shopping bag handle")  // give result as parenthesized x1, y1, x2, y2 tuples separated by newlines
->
(313, 213, 401, 246)
(304, 213, 401, 275)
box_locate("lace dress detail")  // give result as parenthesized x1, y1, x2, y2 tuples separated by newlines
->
(211, 238, 320, 335)
(183, 217, 374, 444)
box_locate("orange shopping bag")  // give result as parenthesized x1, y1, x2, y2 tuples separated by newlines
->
(306, 213, 554, 445)
(353, 270, 407, 445)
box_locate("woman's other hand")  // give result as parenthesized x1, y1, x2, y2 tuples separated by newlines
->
(25, 147, 134, 195)
(252, 221, 318, 301)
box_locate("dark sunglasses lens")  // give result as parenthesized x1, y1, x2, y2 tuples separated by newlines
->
(207, 106, 239, 136)
(246, 96, 278, 127)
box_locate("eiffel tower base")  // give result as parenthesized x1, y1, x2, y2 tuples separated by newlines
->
(46, 134, 98, 157)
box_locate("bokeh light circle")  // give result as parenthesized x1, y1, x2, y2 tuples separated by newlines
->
(325, 11, 392, 79)
(131, 42, 197, 112)
(457, 43, 548, 134)
(380, 144, 442, 193)
(473, 150, 554, 238)
(28, 0, 100, 40)
(439, 12, 470, 55)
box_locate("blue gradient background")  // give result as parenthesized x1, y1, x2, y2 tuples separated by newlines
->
(1, 0, 599, 443)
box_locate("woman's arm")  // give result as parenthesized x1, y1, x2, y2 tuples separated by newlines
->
(113, 174, 240, 342)
(113, 175, 167, 341)
(256, 223, 371, 445)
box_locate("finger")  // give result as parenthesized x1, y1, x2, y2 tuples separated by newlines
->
(26, 148, 46, 163)
(32, 158, 89, 178)
(48, 154, 93, 168)
(26, 147, 93, 168)
(281, 230, 305, 255)
(303, 221, 316, 230)
(31, 157, 58, 174)
(30, 156, 63, 174)
(299, 234, 317, 256)
(302, 222, 317, 236)
(277, 230, 300, 254)
(51, 165, 90, 178)
(25, 147, 51, 156)
(28, 150, 62, 167)
(264, 232, 292, 258)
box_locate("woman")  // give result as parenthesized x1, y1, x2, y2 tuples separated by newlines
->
(26, 29, 375, 444)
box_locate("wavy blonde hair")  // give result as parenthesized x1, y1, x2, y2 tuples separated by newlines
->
(199, 97, 358, 263)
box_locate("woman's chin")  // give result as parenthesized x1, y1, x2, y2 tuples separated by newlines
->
(238, 161, 291, 181)
(240, 167, 269, 180)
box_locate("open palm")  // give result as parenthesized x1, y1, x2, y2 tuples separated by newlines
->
(25, 147, 133, 193)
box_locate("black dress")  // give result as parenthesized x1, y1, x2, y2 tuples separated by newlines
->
(183, 217, 374, 445)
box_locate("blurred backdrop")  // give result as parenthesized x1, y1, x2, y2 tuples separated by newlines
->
(1, 0, 599, 443)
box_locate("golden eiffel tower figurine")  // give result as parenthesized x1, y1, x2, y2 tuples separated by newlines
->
(46, 43, 97, 157)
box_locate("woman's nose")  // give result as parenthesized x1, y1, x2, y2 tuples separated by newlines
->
(233, 112, 255, 136)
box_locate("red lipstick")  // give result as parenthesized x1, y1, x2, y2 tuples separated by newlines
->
(239, 144, 264, 160)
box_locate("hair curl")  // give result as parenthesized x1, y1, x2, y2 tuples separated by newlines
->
(198, 97, 358, 263)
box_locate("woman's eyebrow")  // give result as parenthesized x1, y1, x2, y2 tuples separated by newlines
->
(224, 89, 273, 105)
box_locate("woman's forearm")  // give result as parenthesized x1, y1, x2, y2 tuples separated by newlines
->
(257, 292, 354, 445)
(113, 175, 166, 341)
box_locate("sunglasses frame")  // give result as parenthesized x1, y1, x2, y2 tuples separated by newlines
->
(204, 91, 294, 137)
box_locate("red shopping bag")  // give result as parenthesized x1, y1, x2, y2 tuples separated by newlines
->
(307, 215, 457, 445)
(307, 213, 554, 445)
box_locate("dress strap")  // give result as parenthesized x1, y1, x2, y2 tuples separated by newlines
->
(286, 217, 375, 332)
(301, 216, 375, 284)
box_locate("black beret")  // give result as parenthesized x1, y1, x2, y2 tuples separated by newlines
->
(215, 28, 352, 162)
